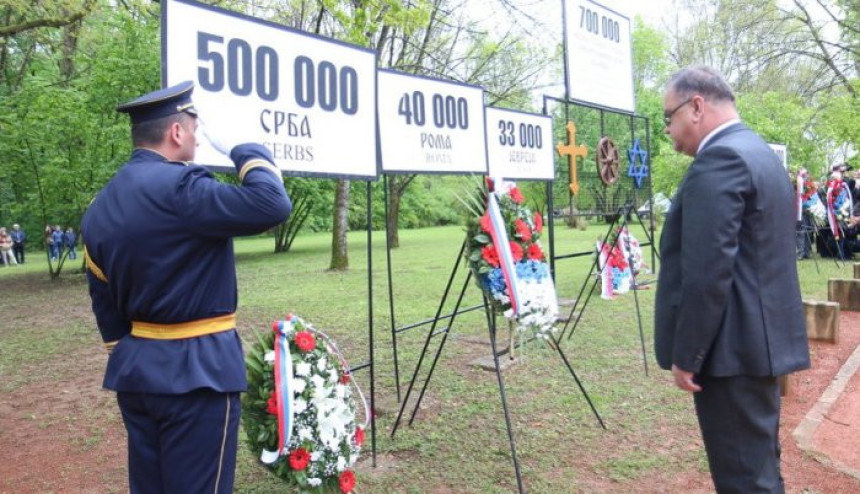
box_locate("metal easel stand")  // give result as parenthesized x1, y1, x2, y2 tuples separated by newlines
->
(389, 241, 530, 491)
(814, 221, 847, 269)
(390, 239, 607, 493)
(796, 213, 821, 274)
(556, 203, 649, 376)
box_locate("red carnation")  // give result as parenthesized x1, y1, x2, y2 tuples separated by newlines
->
(479, 213, 492, 233)
(294, 331, 316, 352)
(481, 245, 500, 267)
(288, 447, 310, 470)
(339, 470, 356, 493)
(354, 426, 365, 447)
(610, 247, 628, 269)
(266, 391, 278, 415)
(271, 320, 281, 333)
(340, 371, 351, 385)
(527, 243, 544, 261)
(509, 187, 525, 204)
(515, 219, 532, 242)
(509, 241, 524, 262)
(533, 211, 543, 234)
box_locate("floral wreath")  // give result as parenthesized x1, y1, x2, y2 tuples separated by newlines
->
(463, 178, 558, 340)
(796, 169, 826, 224)
(243, 314, 369, 493)
(827, 178, 852, 228)
(596, 226, 647, 300)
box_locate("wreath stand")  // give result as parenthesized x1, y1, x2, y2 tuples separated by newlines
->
(797, 211, 845, 273)
(389, 239, 606, 494)
(555, 202, 653, 376)
(797, 213, 820, 273)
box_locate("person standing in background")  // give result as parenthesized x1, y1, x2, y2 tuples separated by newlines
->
(64, 227, 78, 260)
(44, 225, 53, 260)
(10, 224, 26, 264)
(0, 227, 17, 266)
(51, 225, 64, 260)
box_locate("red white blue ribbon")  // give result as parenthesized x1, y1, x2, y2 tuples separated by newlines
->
(826, 180, 851, 239)
(272, 318, 295, 459)
(826, 184, 839, 238)
(796, 170, 804, 222)
(486, 178, 521, 315)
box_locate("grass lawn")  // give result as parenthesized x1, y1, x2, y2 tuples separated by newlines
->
(0, 222, 848, 493)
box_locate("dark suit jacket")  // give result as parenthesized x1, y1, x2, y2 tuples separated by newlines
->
(654, 123, 810, 377)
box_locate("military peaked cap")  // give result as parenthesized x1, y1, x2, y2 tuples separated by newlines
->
(116, 81, 198, 124)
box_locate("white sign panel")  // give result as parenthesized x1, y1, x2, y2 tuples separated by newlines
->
(564, 0, 634, 113)
(485, 107, 554, 181)
(378, 70, 488, 174)
(163, 0, 378, 178)
(769, 143, 788, 170)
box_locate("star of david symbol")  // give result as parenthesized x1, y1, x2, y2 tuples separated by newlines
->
(627, 138, 649, 188)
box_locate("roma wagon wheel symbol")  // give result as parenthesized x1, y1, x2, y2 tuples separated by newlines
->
(596, 137, 620, 185)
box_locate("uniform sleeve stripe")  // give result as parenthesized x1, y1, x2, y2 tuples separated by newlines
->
(239, 160, 283, 182)
(84, 246, 108, 283)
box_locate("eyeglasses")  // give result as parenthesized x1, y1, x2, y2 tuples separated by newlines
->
(663, 98, 693, 126)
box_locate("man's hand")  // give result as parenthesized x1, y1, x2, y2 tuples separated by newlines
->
(198, 118, 234, 156)
(672, 364, 702, 392)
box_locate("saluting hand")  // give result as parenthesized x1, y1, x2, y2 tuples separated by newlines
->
(198, 117, 234, 156)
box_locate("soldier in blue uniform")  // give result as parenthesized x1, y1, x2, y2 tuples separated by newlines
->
(82, 81, 291, 493)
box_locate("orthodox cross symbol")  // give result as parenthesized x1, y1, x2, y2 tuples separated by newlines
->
(556, 121, 588, 195)
(596, 137, 620, 185)
(627, 138, 649, 188)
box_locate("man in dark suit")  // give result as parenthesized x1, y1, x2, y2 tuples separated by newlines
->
(654, 66, 810, 493)
(83, 81, 291, 493)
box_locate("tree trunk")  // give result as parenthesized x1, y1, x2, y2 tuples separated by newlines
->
(59, 20, 80, 86)
(329, 179, 350, 270)
(386, 175, 416, 249)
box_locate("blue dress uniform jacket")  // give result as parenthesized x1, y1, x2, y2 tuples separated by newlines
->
(82, 144, 291, 394)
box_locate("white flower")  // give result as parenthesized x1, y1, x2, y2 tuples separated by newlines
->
(314, 396, 352, 451)
(337, 455, 347, 471)
(335, 384, 347, 399)
(311, 451, 323, 461)
(295, 362, 311, 377)
(504, 271, 560, 340)
(308, 478, 322, 487)
(264, 351, 275, 363)
(310, 375, 328, 393)
(297, 426, 313, 441)
(293, 398, 308, 415)
(316, 357, 328, 372)
(292, 379, 307, 394)
(492, 177, 516, 197)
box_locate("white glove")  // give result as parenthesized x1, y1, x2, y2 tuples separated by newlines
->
(198, 117, 234, 156)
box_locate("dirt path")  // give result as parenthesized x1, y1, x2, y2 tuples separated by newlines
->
(780, 309, 860, 492)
